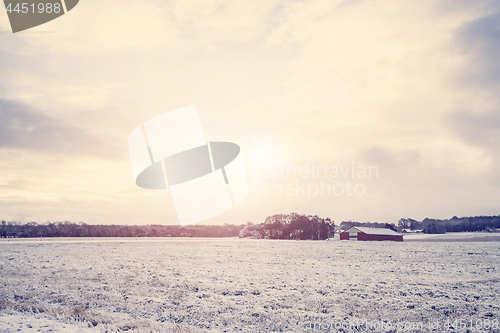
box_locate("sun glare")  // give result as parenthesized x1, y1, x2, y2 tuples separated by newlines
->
(252, 146, 273, 163)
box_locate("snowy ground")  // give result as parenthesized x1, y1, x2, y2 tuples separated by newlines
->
(403, 232, 500, 242)
(1, 238, 500, 332)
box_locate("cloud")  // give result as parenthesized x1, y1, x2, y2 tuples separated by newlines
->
(0, 99, 114, 157)
(455, 10, 500, 87)
(0, 0, 288, 56)
(446, 109, 500, 186)
(0, 179, 31, 190)
(361, 147, 423, 171)
(447, 111, 500, 151)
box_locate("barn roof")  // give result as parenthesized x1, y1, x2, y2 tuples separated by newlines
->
(347, 227, 401, 236)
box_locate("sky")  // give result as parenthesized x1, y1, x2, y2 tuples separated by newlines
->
(0, 0, 499, 226)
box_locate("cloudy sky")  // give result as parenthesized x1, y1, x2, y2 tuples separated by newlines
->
(0, 0, 499, 226)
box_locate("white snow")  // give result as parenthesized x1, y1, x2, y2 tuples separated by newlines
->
(1, 237, 499, 332)
(347, 227, 401, 236)
(0, 312, 102, 332)
(403, 232, 500, 241)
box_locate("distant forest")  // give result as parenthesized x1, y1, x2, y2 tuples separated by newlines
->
(398, 215, 500, 234)
(337, 215, 500, 234)
(0, 213, 335, 240)
(338, 221, 397, 232)
(0, 221, 245, 238)
(2, 213, 498, 238)
(239, 213, 335, 240)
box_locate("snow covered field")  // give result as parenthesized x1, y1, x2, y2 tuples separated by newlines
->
(403, 232, 500, 242)
(1, 238, 500, 332)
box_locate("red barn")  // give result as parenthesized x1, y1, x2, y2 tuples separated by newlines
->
(340, 227, 403, 242)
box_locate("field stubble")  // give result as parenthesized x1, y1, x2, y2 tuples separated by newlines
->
(0, 238, 499, 332)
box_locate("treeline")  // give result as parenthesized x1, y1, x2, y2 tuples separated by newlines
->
(6, 214, 497, 238)
(398, 215, 500, 234)
(239, 213, 335, 240)
(0, 221, 245, 238)
(338, 221, 397, 232)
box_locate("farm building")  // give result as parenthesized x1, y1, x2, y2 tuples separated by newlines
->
(340, 227, 403, 242)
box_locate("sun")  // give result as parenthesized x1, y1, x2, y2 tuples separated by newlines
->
(252, 146, 273, 163)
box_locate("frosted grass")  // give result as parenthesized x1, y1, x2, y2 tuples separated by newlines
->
(1, 238, 499, 332)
